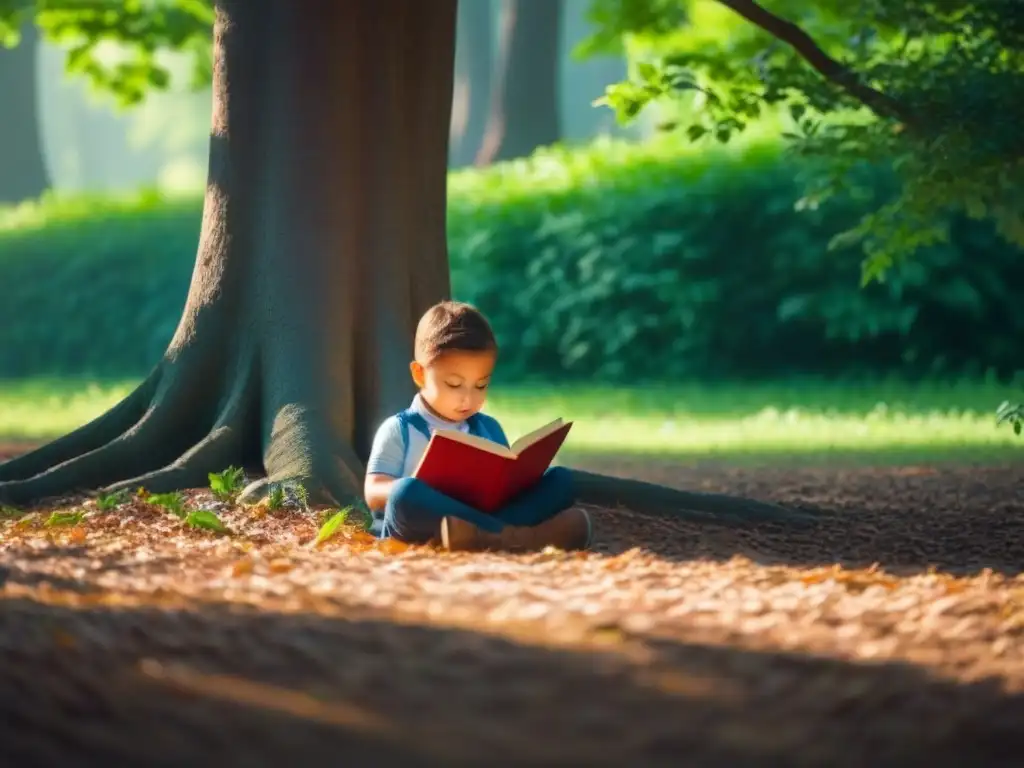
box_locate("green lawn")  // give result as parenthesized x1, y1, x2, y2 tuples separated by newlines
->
(1, 377, 1021, 466)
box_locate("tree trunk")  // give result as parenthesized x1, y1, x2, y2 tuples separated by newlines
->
(0, 23, 50, 204)
(475, 0, 562, 166)
(449, 0, 493, 168)
(0, 0, 808, 530)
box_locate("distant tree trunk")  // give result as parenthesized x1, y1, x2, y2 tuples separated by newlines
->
(476, 0, 562, 165)
(0, 0, 803, 531)
(0, 23, 50, 204)
(449, 0, 493, 168)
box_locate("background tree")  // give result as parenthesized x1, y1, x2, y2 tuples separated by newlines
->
(476, 0, 564, 164)
(449, 0, 493, 168)
(0, 0, 798, 526)
(0, 21, 50, 203)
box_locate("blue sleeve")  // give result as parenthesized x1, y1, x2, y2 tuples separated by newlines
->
(365, 416, 406, 477)
(485, 415, 510, 448)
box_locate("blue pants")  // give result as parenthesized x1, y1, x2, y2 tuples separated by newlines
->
(381, 466, 575, 544)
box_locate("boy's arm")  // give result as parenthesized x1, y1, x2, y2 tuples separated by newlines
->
(363, 417, 405, 511)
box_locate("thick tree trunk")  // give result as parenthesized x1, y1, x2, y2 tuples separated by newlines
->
(0, 0, 808, 529)
(449, 0, 493, 168)
(0, 23, 50, 204)
(475, 0, 562, 166)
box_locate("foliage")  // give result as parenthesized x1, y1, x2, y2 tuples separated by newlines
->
(95, 489, 129, 510)
(996, 401, 1024, 436)
(208, 465, 244, 503)
(185, 507, 229, 533)
(0, 0, 213, 107)
(146, 490, 186, 517)
(314, 508, 349, 546)
(2, 139, 1023, 384)
(266, 483, 285, 511)
(44, 509, 84, 526)
(582, 0, 1024, 282)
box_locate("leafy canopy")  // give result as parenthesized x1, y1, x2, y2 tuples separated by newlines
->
(582, 0, 1024, 284)
(0, 0, 213, 106)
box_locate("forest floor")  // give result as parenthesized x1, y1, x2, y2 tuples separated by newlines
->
(1, 445, 1023, 767)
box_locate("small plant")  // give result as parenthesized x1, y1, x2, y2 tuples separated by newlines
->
(147, 491, 187, 519)
(353, 499, 375, 531)
(185, 509, 231, 534)
(45, 510, 85, 527)
(293, 482, 310, 510)
(209, 466, 246, 503)
(997, 400, 1023, 435)
(95, 489, 129, 511)
(1, 505, 22, 519)
(267, 483, 286, 510)
(314, 508, 350, 546)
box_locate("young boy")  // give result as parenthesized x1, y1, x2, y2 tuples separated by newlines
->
(364, 300, 593, 552)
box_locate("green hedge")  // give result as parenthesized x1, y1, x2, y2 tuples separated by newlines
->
(1, 138, 1022, 381)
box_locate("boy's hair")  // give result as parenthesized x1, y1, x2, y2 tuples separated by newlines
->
(414, 300, 497, 364)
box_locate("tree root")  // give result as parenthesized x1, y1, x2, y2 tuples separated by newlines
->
(0, 347, 253, 506)
(570, 469, 817, 528)
(0, 368, 162, 483)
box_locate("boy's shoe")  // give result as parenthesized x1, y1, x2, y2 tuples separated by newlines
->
(441, 507, 593, 553)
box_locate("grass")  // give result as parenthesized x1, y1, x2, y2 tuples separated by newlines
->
(0, 377, 1020, 467)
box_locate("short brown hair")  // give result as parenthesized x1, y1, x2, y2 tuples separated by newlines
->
(414, 300, 497, 364)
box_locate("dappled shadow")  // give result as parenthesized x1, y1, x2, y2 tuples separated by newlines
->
(577, 458, 1024, 577)
(1, 595, 1021, 767)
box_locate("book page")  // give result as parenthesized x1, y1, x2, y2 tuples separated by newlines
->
(432, 429, 516, 458)
(510, 418, 565, 455)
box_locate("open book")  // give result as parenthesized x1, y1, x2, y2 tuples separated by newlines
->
(412, 418, 572, 513)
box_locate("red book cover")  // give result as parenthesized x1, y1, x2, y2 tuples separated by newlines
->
(412, 419, 572, 513)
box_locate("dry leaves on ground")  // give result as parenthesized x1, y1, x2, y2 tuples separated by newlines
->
(0, 455, 1023, 766)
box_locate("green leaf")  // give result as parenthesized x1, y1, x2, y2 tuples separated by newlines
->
(315, 509, 350, 546)
(208, 466, 245, 502)
(95, 489, 129, 511)
(686, 124, 707, 141)
(45, 510, 85, 527)
(636, 60, 658, 82)
(185, 509, 230, 534)
(148, 492, 186, 518)
(267, 484, 285, 511)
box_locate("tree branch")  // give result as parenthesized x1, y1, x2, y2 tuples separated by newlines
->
(716, 0, 914, 125)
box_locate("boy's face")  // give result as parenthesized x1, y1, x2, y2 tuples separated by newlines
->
(410, 350, 496, 422)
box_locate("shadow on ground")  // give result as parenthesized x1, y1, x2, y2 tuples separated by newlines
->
(1, 595, 1021, 768)
(574, 458, 1024, 577)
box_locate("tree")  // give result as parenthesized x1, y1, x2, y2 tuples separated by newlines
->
(0, 21, 50, 203)
(449, 0, 493, 168)
(0, 0, 801, 529)
(584, 0, 1024, 429)
(476, 0, 564, 165)
(585, 0, 1024, 280)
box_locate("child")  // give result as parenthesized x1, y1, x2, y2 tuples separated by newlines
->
(364, 300, 592, 552)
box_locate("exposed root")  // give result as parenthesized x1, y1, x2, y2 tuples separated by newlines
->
(244, 402, 365, 507)
(569, 469, 816, 527)
(104, 364, 257, 496)
(0, 368, 162, 483)
(104, 425, 242, 496)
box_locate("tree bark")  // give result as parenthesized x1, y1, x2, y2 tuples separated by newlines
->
(0, 23, 50, 204)
(0, 0, 808, 530)
(449, 0, 493, 168)
(475, 0, 563, 166)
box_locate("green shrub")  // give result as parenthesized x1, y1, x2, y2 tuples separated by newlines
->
(1, 137, 1022, 381)
(449, 138, 1024, 382)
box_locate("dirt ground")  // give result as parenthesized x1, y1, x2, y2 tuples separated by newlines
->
(1, 447, 1023, 767)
